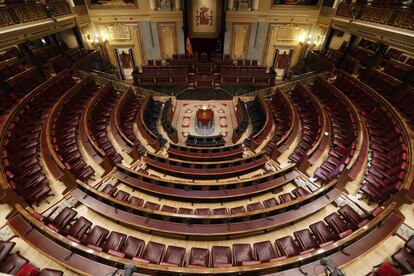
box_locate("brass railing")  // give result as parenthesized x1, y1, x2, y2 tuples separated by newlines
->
(336, 2, 414, 30)
(0, 1, 72, 28)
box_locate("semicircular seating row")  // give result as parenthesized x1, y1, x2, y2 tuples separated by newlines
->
(0, 59, 412, 275)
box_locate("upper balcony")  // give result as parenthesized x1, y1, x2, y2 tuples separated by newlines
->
(0, 1, 72, 28)
(335, 1, 414, 31)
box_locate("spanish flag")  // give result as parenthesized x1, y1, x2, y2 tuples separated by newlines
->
(186, 36, 193, 56)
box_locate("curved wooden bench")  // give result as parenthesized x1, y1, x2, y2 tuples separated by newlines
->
(8, 202, 402, 275)
(114, 164, 299, 200)
(71, 178, 341, 238)
(143, 152, 268, 179)
(109, 89, 145, 161)
(136, 96, 161, 151)
(79, 83, 113, 174)
(168, 143, 244, 161)
(250, 94, 274, 151)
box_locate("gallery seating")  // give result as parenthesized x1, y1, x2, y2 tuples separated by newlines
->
(309, 77, 358, 183)
(88, 83, 123, 165)
(392, 235, 414, 273)
(186, 134, 225, 147)
(137, 96, 166, 150)
(143, 152, 268, 179)
(110, 89, 146, 160)
(0, 240, 63, 275)
(288, 83, 322, 164)
(1, 70, 75, 203)
(232, 98, 249, 143)
(160, 98, 178, 142)
(360, 68, 414, 130)
(333, 70, 408, 201)
(48, 77, 96, 181)
(168, 143, 243, 161)
(263, 89, 293, 157)
(18, 203, 387, 270)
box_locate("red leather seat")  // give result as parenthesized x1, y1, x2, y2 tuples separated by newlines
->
(83, 225, 109, 251)
(134, 241, 165, 264)
(0, 253, 28, 274)
(188, 247, 209, 267)
(338, 204, 369, 229)
(263, 198, 278, 208)
(324, 213, 353, 238)
(45, 207, 77, 232)
(102, 231, 127, 253)
(144, 202, 161, 211)
(230, 206, 246, 215)
(161, 246, 186, 267)
(233, 244, 259, 266)
(195, 208, 211, 216)
(66, 217, 92, 242)
(0, 241, 15, 263)
(178, 208, 193, 215)
(309, 221, 336, 246)
(160, 205, 177, 213)
(392, 248, 414, 273)
(253, 241, 285, 262)
(212, 246, 232, 267)
(129, 196, 144, 207)
(294, 229, 317, 253)
(120, 236, 145, 259)
(246, 202, 263, 212)
(213, 208, 228, 215)
(275, 236, 300, 257)
(101, 184, 117, 196)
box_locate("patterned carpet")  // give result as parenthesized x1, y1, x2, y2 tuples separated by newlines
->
(172, 100, 237, 144)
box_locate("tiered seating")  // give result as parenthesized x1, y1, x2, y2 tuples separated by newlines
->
(143, 152, 268, 180)
(221, 66, 275, 87)
(95, 182, 314, 219)
(88, 84, 123, 166)
(319, 48, 360, 74)
(1, 71, 76, 203)
(48, 77, 97, 181)
(263, 90, 295, 157)
(1, 67, 47, 115)
(168, 143, 243, 161)
(114, 162, 298, 199)
(0, 240, 63, 275)
(392, 235, 414, 273)
(137, 96, 166, 150)
(232, 98, 249, 143)
(186, 134, 225, 147)
(32, 45, 60, 65)
(10, 202, 394, 273)
(160, 98, 178, 143)
(333, 71, 408, 201)
(383, 59, 413, 81)
(49, 48, 91, 73)
(0, 58, 26, 80)
(288, 83, 322, 164)
(360, 69, 414, 130)
(309, 77, 358, 183)
(244, 95, 273, 150)
(110, 89, 146, 160)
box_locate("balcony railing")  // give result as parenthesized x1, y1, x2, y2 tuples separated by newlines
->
(0, 1, 72, 28)
(336, 2, 414, 30)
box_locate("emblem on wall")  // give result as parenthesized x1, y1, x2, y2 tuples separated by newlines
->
(196, 5, 213, 26)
